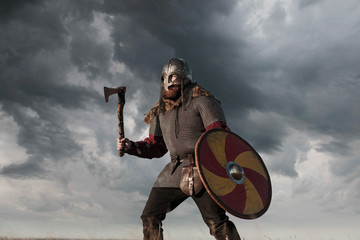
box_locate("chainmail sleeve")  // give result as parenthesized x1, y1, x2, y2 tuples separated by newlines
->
(193, 96, 227, 129)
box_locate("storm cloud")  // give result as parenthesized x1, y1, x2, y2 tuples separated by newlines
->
(1, 0, 360, 239)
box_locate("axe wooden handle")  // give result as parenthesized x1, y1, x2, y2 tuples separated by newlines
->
(104, 86, 126, 157)
(118, 99, 125, 157)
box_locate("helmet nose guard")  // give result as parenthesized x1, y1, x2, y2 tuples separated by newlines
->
(161, 58, 192, 90)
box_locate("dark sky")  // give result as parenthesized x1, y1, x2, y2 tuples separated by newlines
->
(0, 0, 359, 239)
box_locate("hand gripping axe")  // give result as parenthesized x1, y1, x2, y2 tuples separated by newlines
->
(104, 86, 126, 157)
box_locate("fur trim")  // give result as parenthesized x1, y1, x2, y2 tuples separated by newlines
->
(144, 84, 218, 124)
(162, 96, 183, 111)
(192, 84, 214, 99)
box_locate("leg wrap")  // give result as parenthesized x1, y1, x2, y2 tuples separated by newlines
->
(192, 190, 241, 240)
(141, 216, 163, 240)
(208, 220, 241, 240)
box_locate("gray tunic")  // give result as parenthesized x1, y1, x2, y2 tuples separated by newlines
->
(150, 95, 226, 188)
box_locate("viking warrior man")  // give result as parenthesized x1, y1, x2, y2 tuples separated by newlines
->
(117, 57, 241, 240)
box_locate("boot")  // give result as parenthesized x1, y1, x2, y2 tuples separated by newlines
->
(212, 221, 241, 240)
(142, 218, 163, 240)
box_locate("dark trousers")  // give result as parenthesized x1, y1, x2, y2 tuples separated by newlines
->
(141, 187, 241, 240)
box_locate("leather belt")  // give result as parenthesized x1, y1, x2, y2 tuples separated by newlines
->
(171, 154, 192, 175)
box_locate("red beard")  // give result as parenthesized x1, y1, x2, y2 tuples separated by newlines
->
(162, 85, 181, 100)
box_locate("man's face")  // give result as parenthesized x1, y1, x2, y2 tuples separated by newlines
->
(162, 74, 182, 100)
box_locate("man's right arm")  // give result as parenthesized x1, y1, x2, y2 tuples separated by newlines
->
(117, 115, 167, 159)
(118, 135, 167, 159)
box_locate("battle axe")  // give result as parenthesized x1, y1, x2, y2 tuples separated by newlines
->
(104, 86, 126, 157)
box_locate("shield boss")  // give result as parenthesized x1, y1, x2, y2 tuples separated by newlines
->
(195, 128, 272, 219)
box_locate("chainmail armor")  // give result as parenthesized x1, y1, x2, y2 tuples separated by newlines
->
(152, 87, 226, 188)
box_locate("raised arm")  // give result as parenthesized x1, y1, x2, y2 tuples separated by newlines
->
(117, 116, 168, 159)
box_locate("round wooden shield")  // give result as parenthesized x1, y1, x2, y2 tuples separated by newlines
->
(195, 128, 272, 219)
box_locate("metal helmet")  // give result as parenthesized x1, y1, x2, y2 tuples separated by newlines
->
(161, 58, 192, 90)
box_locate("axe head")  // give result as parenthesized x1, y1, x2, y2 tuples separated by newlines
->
(104, 86, 126, 103)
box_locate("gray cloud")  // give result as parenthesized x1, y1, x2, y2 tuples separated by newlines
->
(316, 140, 351, 156)
(243, 1, 360, 151)
(0, 1, 105, 177)
(1, 0, 359, 181)
(1, 157, 45, 178)
(299, 0, 321, 9)
(0, 0, 44, 22)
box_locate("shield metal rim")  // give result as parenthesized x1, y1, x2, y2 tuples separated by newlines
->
(195, 128, 272, 219)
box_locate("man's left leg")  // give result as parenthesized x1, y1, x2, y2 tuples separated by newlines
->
(192, 189, 241, 240)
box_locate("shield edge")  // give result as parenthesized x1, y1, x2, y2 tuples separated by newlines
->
(195, 128, 272, 220)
